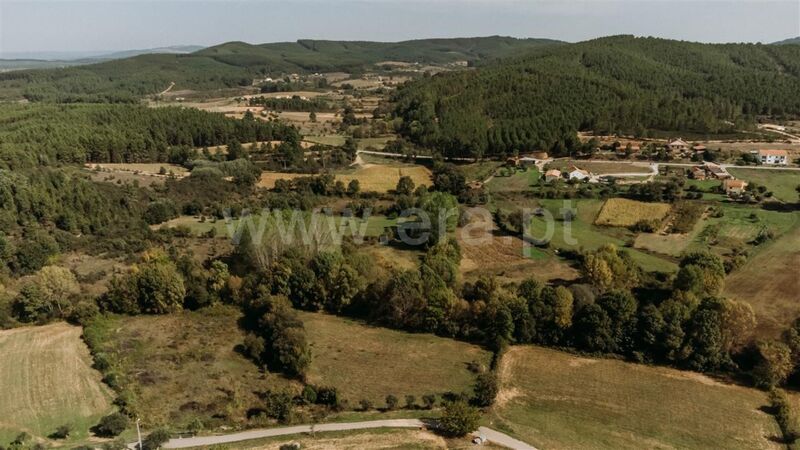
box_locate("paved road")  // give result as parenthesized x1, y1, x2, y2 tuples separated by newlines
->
(159, 419, 538, 450)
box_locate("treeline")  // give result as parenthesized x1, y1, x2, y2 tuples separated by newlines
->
(0, 103, 299, 167)
(393, 36, 800, 158)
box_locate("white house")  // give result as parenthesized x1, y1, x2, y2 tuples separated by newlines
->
(758, 149, 788, 165)
(567, 166, 591, 181)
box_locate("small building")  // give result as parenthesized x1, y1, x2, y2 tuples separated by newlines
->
(690, 166, 707, 180)
(567, 166, 591, 181)
(723, 179, 748, 195)
(544, 169, 562, 182)
(705, 163, 731, 179)
(518, 156, 538, 168)
(758, 149, 789, 165)
(666, 138, 690, 153)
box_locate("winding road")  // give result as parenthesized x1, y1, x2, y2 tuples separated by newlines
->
(157, 419, 538, 450)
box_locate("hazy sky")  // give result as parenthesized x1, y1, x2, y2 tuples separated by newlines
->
(1, 0, 799, 56)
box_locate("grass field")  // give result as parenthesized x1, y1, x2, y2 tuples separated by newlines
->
(724, 222, 800, 338)
(0, 323, 114, 444)
(594, 198, 672, 228)
(527, 199, 677, 273)
(301, 312, 491, 405)
(485, 168, 540, 192)
(258, 163, 432, 193)
(84, 307, 298, 429)
(84, 307, 489, 428)
(488, 346, 781, 450)
(727, 168, 800, 202)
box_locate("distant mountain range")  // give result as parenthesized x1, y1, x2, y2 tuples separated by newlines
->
(773, 37, 800, 45)
(0, 37, 562, 101)
(0, 45, 204, 71)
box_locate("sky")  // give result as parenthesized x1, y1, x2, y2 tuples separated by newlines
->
(0, 0, 799, 57)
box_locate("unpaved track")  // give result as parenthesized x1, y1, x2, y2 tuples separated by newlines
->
(159, 419, 538, 449)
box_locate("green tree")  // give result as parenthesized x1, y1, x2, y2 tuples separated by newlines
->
(94, 412, 128, 437)
(438, 400, 480, 437)
(472, 371, 499, 407)
(396, 176, 416, 195)
(753, 340, 793, 388)
(419, 191, 459, 245)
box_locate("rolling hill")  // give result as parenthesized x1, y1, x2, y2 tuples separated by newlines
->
(0, 36, 561, 102)
(393, 35, 800, 157)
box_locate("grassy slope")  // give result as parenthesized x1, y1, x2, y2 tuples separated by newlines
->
(489, 346, 781, 450)
(0, 323, 114, 444)
(727, 168, 800, 203)
(301, 311, 491, 405)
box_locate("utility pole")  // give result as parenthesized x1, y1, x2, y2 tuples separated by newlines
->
(136, 418, 143, 450)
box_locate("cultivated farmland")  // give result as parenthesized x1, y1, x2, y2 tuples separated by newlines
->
(489, 346, 781, 450)
(594, 198, 672, 228)
(0, 323, 114, 444)
(258, 163, 431, 193)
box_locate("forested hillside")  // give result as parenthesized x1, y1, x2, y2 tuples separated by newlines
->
(0, 37, 560, 102)
(393, 35, 800, 157)
(0, 104, 297, 167)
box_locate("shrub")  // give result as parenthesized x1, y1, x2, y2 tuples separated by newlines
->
(422, 394, 437, 410)
(94, 412, 128, 437)
(359, 399, 373, 411)
(385, 394, 399, 410)
(142, 429, 171, 450)
(405, 395, 416, 409)
(50, 424, 71, 439)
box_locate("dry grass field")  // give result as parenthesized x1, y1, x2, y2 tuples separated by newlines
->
(258, 163, 431, 193)
(0, 323, 114, 444)
(489, 346, 781, 450)
(301, 311, 491, 405)
(84, 307, 298, 429)
(724, 223, 800, 338)
(594, 198, 672, 228)
(85, 307, 489, 428)
(87, 163, 189, 177)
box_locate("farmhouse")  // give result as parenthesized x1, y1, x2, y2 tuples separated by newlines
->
(544, 169, 562, 182)
(567, 166, 591, 181)
(690, 166, 707, 180)
(666, 138, 690, 153)
(723, 179, 748, 195)
(758, 149, 788, 165)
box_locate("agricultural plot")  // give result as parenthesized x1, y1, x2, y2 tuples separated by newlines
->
(0, 323, 114, 444)
(594, 198, 672, 228)
(527, 199, 678, 273)
(301, 312, 492, 405)
(258, 163, 431, 193)
(727, 168, 800, 203)
(489, 346, 781, 450)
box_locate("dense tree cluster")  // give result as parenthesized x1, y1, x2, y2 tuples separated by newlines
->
(393, 36, 800, 158)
